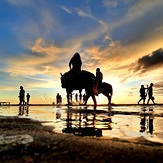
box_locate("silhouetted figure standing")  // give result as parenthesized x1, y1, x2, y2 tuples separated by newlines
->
(83, 94, 86, 104)
(60, 95, 62, 104)
(56, 93, 60, 104)
(70, 93, 73, 102)
(147, 83, 155, 104)
(79, 93, 82, 102)
(56, 93, 62, 104)
(75, 93, 78, 102)
(26, 93, 30, 105)
(96, 68, 103, 93)
(18, 86, 25, 105)
(138, 85, 147, 104)
(69, 52, 82, 72)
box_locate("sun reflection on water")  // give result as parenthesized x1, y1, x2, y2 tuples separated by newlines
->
(0, 105, 163, 143)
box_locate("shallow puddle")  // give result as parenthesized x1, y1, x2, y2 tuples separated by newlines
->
(0, 105, 163, 144)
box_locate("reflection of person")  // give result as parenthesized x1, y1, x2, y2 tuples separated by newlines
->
(147, 83, 156, 104)
(18, 86, 25, 105)
(26, 93, 30, 105)
(148, 116, 154, 134)
(140, 116, 146, 132)
(139, 115, 154, 134)
(96, 68, 103, 92)
(69, 53, 82, 72)
(18, 105, 29, 116)
(138, 85, 147, 104)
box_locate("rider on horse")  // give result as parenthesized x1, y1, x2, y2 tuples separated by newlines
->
(96, 68, 103, 93)
(69, 52, 82, 73)
(60, 55, 112, 105)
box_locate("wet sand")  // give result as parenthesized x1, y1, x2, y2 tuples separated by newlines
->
(0, 117, 163, 163)
(2, 103, 163, 106)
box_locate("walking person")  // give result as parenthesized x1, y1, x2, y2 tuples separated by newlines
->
(138, 85, 147, 104)
(147, 83, 156, 104)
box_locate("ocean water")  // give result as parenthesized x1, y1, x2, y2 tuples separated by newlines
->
(0, 105, 163, 144)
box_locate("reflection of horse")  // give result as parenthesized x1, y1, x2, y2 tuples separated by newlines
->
(60, 70, 113, 106)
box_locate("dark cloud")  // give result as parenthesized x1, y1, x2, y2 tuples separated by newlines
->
(133, 48, 163, 74)
(120, 48, 163, 83)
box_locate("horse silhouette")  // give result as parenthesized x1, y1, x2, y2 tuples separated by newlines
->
(60, 70, 113, 106)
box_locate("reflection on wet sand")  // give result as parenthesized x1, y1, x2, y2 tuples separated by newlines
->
(62, 106, 112, 137)
(140, 115, 154, 134)
(16, 105, 155, 139)
(1, 105, 163, 143)
(18, 105, 29, 116)
(140, 106, 154, 134)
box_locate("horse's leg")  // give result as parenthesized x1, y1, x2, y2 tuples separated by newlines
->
(67, 94, 70, 105)
(91, 95, 97, 106)
(84, 94, 89, 105)
(84, 87, 97, 106)
(108, 95, 112, 105)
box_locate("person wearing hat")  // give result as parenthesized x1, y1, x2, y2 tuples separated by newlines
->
(147, 83, 156, 104)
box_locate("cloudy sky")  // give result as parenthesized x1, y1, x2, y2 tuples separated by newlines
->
(0, 0, 163, 104)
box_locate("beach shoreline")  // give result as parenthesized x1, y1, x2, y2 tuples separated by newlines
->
(0, 117, 163, 162)
(1, 103, 163, 107)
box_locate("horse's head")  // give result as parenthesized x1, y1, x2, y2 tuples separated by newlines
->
(60, 73, 66, 88)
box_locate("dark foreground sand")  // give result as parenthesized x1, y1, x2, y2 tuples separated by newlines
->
(0, 117, 163, 163)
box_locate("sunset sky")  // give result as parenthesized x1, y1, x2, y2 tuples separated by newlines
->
(0, 0, 163, 104)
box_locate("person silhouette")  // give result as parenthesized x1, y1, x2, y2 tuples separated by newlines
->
(75, 93, 78, 102)
(79, 93, 82, 102)
(138, 85, 147, 104)
(56, 93, 60, 104)
(83, 94, 86, 104)
(26, 93, 30, 105)
(69, 52, 82, 72)
(96, 68, 103, 93)
(147, 83, 156, 104)
(18, 86, 25, 105)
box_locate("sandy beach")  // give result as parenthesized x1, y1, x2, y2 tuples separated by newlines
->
(0, 117, 163, 163)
